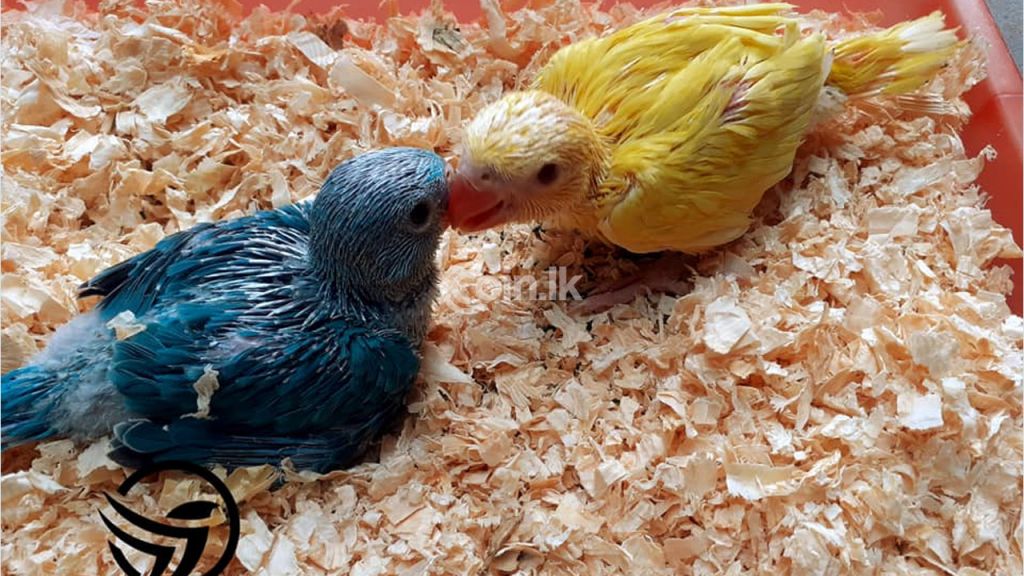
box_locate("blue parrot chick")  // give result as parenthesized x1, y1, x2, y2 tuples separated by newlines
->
(1, 147, 449, 473)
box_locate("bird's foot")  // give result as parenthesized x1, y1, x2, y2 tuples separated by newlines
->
(569, 254, 691, 315)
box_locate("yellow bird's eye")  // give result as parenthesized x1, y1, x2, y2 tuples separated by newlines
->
(536, 163, 559, 185)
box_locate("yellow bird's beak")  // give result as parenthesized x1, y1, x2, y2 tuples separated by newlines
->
(448, 168, 510, 233)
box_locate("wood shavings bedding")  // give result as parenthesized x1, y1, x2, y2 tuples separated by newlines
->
(1, 0, 1021, 574)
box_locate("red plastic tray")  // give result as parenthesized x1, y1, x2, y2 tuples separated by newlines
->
(8, 0, 1024, 313)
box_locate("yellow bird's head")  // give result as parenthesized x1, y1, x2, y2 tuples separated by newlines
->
(449, 90, 606, 232)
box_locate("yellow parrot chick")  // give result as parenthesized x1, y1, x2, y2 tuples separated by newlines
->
(448, 3, 963, 255)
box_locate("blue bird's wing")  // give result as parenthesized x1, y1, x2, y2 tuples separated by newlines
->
(84, 202, 421, 469)
(78, 223, 212, 308)
(109, 325, 420, 472)
(80, 203, 310, 322)
(78, 224, 215, 321)
(111, 319, 419, 433)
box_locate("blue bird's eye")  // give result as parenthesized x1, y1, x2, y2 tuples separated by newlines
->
(409, 200, 432, 230)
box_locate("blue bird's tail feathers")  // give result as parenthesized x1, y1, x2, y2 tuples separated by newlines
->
(2, 313, 122, 450)
(1, 364, 62, 449)
(110, 402, 408, 474)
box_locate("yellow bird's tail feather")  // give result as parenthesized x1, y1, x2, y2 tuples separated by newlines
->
(826, 11, 963, 104)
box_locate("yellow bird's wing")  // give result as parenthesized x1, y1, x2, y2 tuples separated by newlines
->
(533, 3, 797, 143)
(599, 29, 830, 254)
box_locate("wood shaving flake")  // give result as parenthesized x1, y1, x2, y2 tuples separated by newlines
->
(897, 391, 945, 431)
(702, 295, 754, 354)
(104, 310, 146, 341)
(1, 0, 1021, 574)
(184, 365, 221, 420)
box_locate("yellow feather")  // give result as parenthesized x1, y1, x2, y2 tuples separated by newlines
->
(829, 11, 964, 98)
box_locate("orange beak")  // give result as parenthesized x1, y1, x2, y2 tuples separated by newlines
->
(448, 171, 510, 232)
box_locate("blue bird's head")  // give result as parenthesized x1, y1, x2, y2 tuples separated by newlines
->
(308, 148, 450, 304)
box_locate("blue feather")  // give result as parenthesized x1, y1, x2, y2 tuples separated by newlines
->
(2, 148, 449, 472)
(2, 365, 60, 446)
